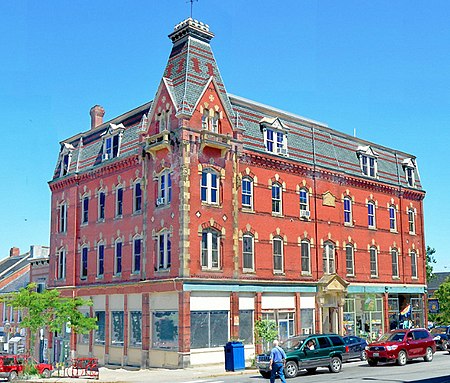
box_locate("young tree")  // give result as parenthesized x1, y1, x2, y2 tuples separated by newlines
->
(426, 246, 437, 282)
(254, 318, 278, 353)
(432, 276, 450, 325)
(0, 283, 97, 355)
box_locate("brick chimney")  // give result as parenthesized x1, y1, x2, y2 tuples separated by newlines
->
(9, 247, 20, 257)
(90, 105, 105, 130)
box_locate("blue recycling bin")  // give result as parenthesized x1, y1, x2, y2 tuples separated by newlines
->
(224, 341, 245, 371)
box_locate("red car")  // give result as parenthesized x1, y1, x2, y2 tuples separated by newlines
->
(365, 328, 435, 366)
(0, 355, 53, 381)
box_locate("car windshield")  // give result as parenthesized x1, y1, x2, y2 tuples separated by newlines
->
(281, 337, 305, 350)
(430, 327, 447, 334)
(378, 331, 406, 342)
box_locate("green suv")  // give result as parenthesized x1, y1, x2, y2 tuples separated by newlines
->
(256, 334, 349, 378)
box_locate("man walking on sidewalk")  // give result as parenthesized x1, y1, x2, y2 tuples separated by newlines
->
(269, 339, 287, 383)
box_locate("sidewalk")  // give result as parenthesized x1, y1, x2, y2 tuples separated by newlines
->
(19, 364, 258, 383)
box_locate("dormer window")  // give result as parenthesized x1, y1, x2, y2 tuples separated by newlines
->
(402, 158, 416, 187)
(101, 123, 124, 161)
(59, 143, 74, 177)
(260, 117, 288, 156)
(357, 145, 378, 178)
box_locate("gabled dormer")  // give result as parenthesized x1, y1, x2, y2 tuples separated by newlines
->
(260, 117, 289, 157)
(402, 158, 417, 187)
(101, 123, 125, 161)
(356, 145, 378, 178)
(59, 142, 75, 177)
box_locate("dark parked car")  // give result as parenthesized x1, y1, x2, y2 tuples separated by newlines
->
(343, 335, 368, 361)
(255, 334, 349, 379)
(429, 326, 450, 351)
(365, 328, 435, 366)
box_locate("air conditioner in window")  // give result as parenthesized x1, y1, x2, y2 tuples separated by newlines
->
(277, 147, 288, 156)
(156, 197, 165, 206)
(102, 153, 110, 161)
(300, 210, 310, 219)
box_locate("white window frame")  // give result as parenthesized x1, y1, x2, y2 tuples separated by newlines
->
(158, 170, 172, 206)
(301, 239, 311, 275)
(411, 250, 418, 278)
(97, 242, 105, 277)
(389, 205, 397, 232)
(114, 239, 123, 276)
(242, 234, 254, 272)
(81, 246, 88, 280)
(406, 166, 415, 187)
(343, 196, 352, 225)
(116, 185, 123, 217)
(345, 244, 355, 276)
(368, 201, 376, 229)
(59, 143, 74, 177)
(133, 180, 142, 213)
(273, 236, 284, 273)
(370, 247, 378, 277)
(101, 124, 124, 161)
(57, 248, 66, 280)
(323, 242, 335, 274)
(157, 231, 171, 271)
(299, 188, 309, 215)
(98, 190, 106, 221)
(272, 183, 282, 215)
(408, 208, 415, 234)
(241, 177, 253, 210)
(201, 229, 220, 270)
(58, 202, 67, 233)
(391, 249, 399, 278)
(82, 195, 89, 225)
(201, 170, 219, 205)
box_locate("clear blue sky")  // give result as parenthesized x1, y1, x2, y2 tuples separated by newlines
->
(1, 1, 449, 270)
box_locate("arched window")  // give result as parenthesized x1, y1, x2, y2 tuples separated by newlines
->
(157, 231, 171, 271)
(114, 239, 123, 275)
(116, 185, 124, 217)
(299, 188, 309, 217)
(408, 208, 415, 234)
(323, 241, 335, 274)
(343, 196, 352, 225)
(368, 201, 376, 228)
(134, 180, 142, 213)
(301, 239, 310, 274)
(411, 250, 417, 278)
(242, 177, 253, 210)
(98, 190, 106, 221)
(58, 202, 67, 233)
(389, 205, 396, 231)
(201, 109, 209, 130)
(81, 246, 88, 280)
(133, 236, 142, 273)
(57, 248, 66, 280)
(201, 169, 219, 205)
(157, 170, 172, 206)
(370, 247, 378, 277)
(273, 236, 284, 273)
(272, 183, 282, 214)
(82, 195, 89, 225)
(201, 228, 220, 269)
(242, 234, 254, 271)
(97, 242, 105, 277)
(391, 248, 399, 277)
(345, 244, 354, 276)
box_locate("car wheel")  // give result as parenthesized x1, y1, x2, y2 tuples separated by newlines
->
(360, 350, 367, 361)
(397, 350, 407, 366)
(367, 358, 378, 366)
(260, 370, 271, 379)
(328, 356, 342, 373)
(284, 361, 298, 378)
(41, 368, 51, 378)
(306, 367, 317, 374)
(424, 347, 433, 362)
(8, 371, 18, 382)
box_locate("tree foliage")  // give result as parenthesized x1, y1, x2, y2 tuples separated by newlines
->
(254, 318, 278, 352)
(426, 246, 437, 282)
(0, 283, 97, 352)
(432, 277, 450, 325)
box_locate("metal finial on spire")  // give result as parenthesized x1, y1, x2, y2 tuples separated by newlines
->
(187, 0, 198, 18)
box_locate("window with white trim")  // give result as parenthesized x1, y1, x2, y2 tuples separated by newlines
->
(158, 171, 172, 206)
(272, 183, 282, 214)
(201, 109, 220, 133)
(116, 186, 123, 217)
(241, 177, 253, 210)
(361, 155, 377, 177)
(343, 197, 352, 225)
(408, 208, 415, 234)
(98, 191, 106, 221)
(114, 239, 122, 275)
(299, 188, 309, 217)
(82, 195, 89, 224)
(97, 243, 105, 277)
(57, 248, 66, 280)
(102, 124, 124, 161)
(264, 129, 287, 156)
(134, 180, 142, 213)
(370, 247, 378, 277)
(368, 201, 376, 228)
(405, 167, 415, 187)
(111, 311, 124, 345)
(81, 246, 88, 280)
(323, 241, 335, 274)
(59, 143, 74, 177)
(273, 237, 284, 273)
(133, 237, 141, 273)
(201, 169, 219, 205)
(301, 240, 310, 274)
(411, 250, 417, 278)
(201, 229, 220, 270)
(157, 232, 171, 271)
(391, 249, 399, 278)
(242, 234, 254, 271)
(346, 244, 354, 276)
(58, 202, 67, 233)
(389, 205, 397, 231)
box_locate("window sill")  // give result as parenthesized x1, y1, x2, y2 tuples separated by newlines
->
(392, 276, 400, 280)
(243, 269, 256, 274)
(412, 276, 418, 280)
(272, 212, 284, 218)
(114, 215, 123, 220)
(113, 273, 122, 278)
(241, 207, 254, 213)
(390, 229, 398, 233)
(94, 342, 105, 346)
(409, 232, 416, 236)
(370, 275, 379, 279)
(80, 277, 87, 281)
(346, 274, 355, 278)
(155, 268, 171, 273)
(96, 275, 104, 280)
(201, 268, 222, 272)
(344, 222, 353, 227)
(132, 210, 142, 216)
(110, 343, 124, 347)
(368, 226, 377, 231)
(156, 204, 171, 210)
(80, 222, 88, 227)
(128, 345, 142, 349)
(301, 272, 312, 276)
(273, 271, 285, 276)
(97, 219, 105, 223)
(130, 271, 141, 276)
(201, 202, 222, 208)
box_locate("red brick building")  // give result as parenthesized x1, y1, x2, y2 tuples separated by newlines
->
(48, 19, 426, 368)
